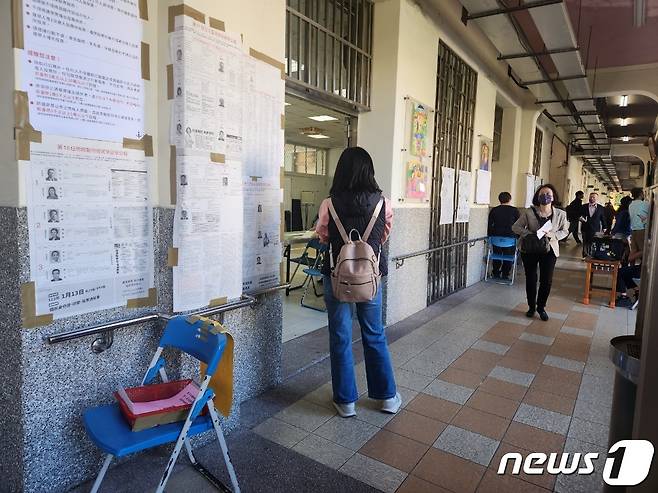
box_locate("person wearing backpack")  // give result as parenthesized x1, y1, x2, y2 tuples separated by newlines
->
(512, 184, 569, 321)
(315, 147, 399, 418)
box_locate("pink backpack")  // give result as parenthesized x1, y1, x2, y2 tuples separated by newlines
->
(327, 198, 383, 303)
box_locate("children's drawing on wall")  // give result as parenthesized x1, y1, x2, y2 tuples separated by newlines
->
(410, 103, 429, 157)
(405, 158, 428, 200)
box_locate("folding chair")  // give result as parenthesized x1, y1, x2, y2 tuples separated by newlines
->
(83, 316, 240, 493)
(484, 236, 518, 286)
(288, 238, 321, 290)
(300, 239, 327, 312)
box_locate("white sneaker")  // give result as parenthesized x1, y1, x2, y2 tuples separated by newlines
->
(333, 401, 356, 418)
(381, 392, 402, 414)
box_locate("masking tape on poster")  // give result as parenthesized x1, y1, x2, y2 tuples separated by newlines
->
(168, 4, 205, 33)
(208, 296, 228, 308)
(13, 91, 42, 161)
(11, 0, 24, 49)
(209, 17, 225, 32)
(167, 64, 174, 100)
(249, 48, 286, 79)
(21, 282, 54, 329)
(210, 153, 226, 164)
(170, 145, 177, 205)
(138, 0, 149, 20)
(280, 114, 285, 130)
(141, 42, 151, 80)
(123, 135, 154, 156)
(167, 247, 179, 267)
(126, 287, 157, 309)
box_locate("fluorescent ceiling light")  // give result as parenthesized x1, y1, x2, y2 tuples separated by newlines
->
(620, 95, 628, 107)
(308, 115, 338, 122)
(620, 118, 628, 127)
(622, 136, 630, 142)
(284, 102, 291, 106)
(308, 134, 330, 139)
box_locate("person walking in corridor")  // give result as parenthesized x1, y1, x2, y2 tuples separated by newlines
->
(487, 192, 519, 279)
(315, 147, 399, 418)
(564, 190, 584, 244)
(513, 184, 569, 321)
(579, 192, 608, 258)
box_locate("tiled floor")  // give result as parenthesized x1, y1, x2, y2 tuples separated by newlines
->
(255, 244, 634, 492)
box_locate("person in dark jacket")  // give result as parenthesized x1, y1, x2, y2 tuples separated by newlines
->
(315, 147, 399, 418)
(579, 192, 609, 257)
(611, 196, 632, 240)
(604, 202, 616, 231)
(487, 192, 520, 279)
(564, 190, 584, 244)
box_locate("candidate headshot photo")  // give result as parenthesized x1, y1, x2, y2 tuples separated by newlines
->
(48, 210, 59, 223)
(256, 256, 262, 265)
(219, 98, 225, 107)
(51, 269, 62, 282)
(46, 187, 58, 200)
(219, 60, 224, 73)
(222, 177, 228, 186)
(176, 122, 183, 135)
(218, 130, 225, 142)
(181, 210, 189, 220)
(46, 168, 57, 181)
(176, 86, 182, 97)
(49, 228, 60, 241)
(50, 250, 60, 263)
(180, 174, 188, 186)
(176, 48, 183, 61)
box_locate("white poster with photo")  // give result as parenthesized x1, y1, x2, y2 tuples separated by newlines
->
(475, 169, 491, 205)
(439, 167, 455, 225)
(456, 170, 472, 223)
(26, 135, 153, 319)
(525, 174, 536, 208)
(19, 0, 145, 140)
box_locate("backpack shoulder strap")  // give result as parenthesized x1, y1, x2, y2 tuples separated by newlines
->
(362, 198, 384, 242)
(327, 198, 351, 244)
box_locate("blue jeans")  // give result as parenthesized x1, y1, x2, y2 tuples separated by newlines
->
(323, 276, 396, 404)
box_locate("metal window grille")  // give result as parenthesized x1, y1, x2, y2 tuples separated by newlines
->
(428, 41, 477, 304)
(284, 143, 327, 175)
(532, 127, 543, 176)
(286, 0, 373, 109)
(492, 105, 503, 162)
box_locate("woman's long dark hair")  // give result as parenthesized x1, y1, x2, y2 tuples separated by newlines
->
(330, 147, 381, 196)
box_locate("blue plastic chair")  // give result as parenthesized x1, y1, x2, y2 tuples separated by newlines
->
(83, 316, 240, 493)
(485, 236, 518, 286)
(300, 239, 327, 311)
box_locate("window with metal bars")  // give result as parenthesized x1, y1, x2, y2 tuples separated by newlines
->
(532, 127, 543, 176)
(428, 41, 477, 304)
(285, 0, 373, 108)
(492, 105, 503, 162)
(284, 143, 327, 175)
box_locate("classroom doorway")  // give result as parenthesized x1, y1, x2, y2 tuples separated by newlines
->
(282, 93, 355, 341)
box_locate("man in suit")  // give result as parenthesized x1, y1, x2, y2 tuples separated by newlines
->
(580, 192, 609, 258)
(564, 190, 584, 244)
(487, 192, 520, 279)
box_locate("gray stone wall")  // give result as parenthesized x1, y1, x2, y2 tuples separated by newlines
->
(1, 207, 282, 493)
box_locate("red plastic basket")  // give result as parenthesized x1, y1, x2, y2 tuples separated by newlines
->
(114, 379, 206, 432)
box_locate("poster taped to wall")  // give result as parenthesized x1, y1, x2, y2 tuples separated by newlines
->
(25, 135, 154, 319)
(439, 167, 455, 225)
(19, 0, 145, 141)
(456, 170, 472, 223)
(479, 136, 493, 171)
(475, 169, 491, 205)
(402, 97, 434, 202)
(525, 174, 537, 208)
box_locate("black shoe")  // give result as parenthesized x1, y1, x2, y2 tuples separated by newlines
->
(537, 309, 549, 321)
(525, 308, 535, 318)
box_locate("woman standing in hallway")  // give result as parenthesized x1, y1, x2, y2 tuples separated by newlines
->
(315, 147, 399, 418)
(512, 184, 569, 321)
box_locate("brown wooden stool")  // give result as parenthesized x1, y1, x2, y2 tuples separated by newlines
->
(583, 258, 620, 308)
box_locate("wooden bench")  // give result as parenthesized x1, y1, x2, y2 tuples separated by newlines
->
(583, 258, 620, 308)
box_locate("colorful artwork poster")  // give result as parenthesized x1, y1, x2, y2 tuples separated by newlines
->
(410, 103, 429, 157)
(479, 137, 492, 171)
(405, 158, 428, 200)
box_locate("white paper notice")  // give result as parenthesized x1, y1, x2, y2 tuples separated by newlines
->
(26, 135, 153, 319)
(20, 0, 145, 140)
(475, 169, 491, 205)
(456, 170, 471, 223)
(439, 167, 455, 225)
(536, 220, 552, 239)
(525, 174, 536, 208)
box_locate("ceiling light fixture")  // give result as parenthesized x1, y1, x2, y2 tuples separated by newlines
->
(308, 115, 338, 122)
(620, 118, 628, 127)
(284, 102, 291, 106)
(620, 95, 628, 107)
(307, 134, 330, 139)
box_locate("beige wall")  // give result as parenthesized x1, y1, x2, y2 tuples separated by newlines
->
(491, 106, 522, 206)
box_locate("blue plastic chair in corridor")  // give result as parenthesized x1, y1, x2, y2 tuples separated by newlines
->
(484, 236, 518, 286)
(83, 315, 240, 493)
(300, 238, 328, 312)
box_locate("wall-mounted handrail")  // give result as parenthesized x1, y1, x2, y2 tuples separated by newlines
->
(45, 284, 290, 345)
(391, 236, 489, 269)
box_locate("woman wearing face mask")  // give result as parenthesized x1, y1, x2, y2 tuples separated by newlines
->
(512, 184, 569, 321)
